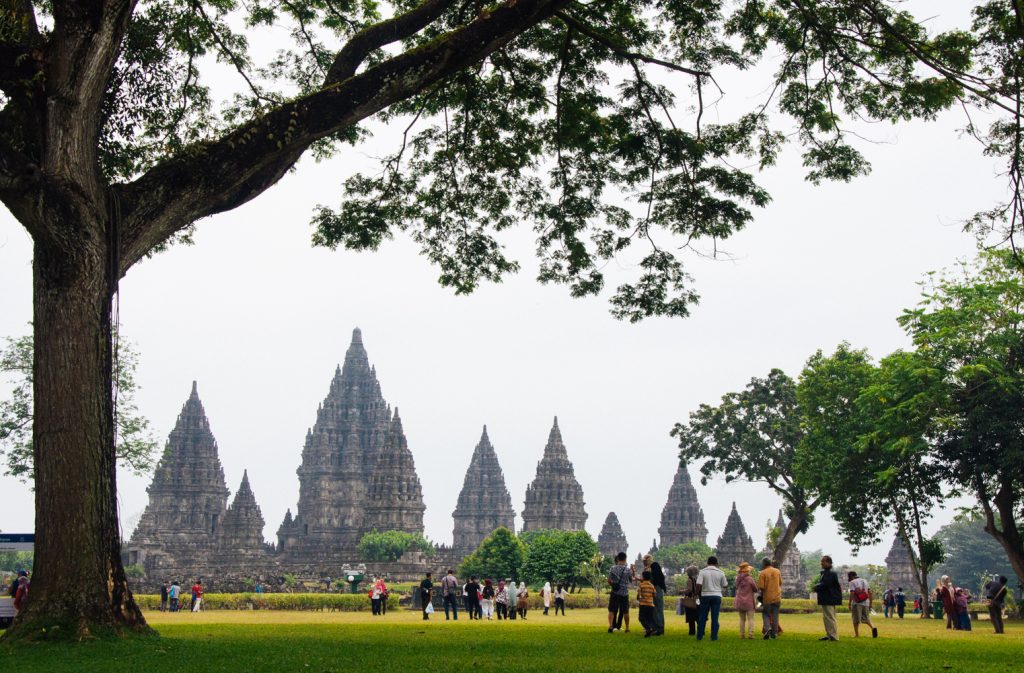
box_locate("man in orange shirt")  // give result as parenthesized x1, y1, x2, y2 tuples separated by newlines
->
(757, 557, 782, 639)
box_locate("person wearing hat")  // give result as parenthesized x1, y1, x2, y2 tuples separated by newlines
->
(734, 562, 758, 639)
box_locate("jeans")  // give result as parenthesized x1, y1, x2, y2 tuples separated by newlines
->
(762, 602, 780, 636)
(443, 594, 458, 620)
(696, 595, 722, 640)
(169, 597, 179, 612)
(555, 598, 565, 615)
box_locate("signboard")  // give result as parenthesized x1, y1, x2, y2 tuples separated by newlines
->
(0, 533, 34, 552)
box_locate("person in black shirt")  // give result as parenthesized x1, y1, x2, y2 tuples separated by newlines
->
(420, 572, 433, 620)
(813, 555, 842, 641)
(642, 554, 667, 636)
(465, 576, 481, 620)
(984, 575, 1008, 634)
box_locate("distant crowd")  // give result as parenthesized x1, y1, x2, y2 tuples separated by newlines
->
(157, 579, 215, 613)
(418, 570, 568, 620)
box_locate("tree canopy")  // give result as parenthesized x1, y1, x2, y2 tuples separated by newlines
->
(520, 529, 598, 584)
(458, 527, 526, 581)
(2, 0, 1023, 640)
(356, 530, 434, 562)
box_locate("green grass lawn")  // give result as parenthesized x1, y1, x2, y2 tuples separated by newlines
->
(2, 609, 1019, 673)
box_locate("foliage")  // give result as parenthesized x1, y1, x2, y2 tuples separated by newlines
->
(520, 529, 598, 585)
(673, 369, 818, 564)
(458, 527, 525, 581)
(0, 332, 158, 482)
(898, 250, 1024, 586)
(134, 592, 400, 612)
(124, 564, 146, 579)
(576, 553, 609, 603)
(0, 552, 33, 573)
(356, 530, 435, 563)
(653, 542, 714, 572)
(934, 514, 1017, 594)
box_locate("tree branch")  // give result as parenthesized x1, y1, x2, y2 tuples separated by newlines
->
(116, 0, 571, 272)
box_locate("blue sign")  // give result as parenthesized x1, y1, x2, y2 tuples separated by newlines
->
(0, 533, 34, 551)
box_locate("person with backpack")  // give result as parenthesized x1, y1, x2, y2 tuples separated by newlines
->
(847, 571, 878, 638)
(812, 555, 842, 641)
(894, 587, 906, 618)
(882, 588, 895, 618)
(440, 569, 459, 621)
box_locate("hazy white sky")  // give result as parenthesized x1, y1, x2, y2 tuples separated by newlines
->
(0, 1, 995, 565)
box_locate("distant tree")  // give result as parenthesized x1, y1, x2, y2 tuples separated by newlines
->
(673, 369, 820, 567)
(0, 552, 33, 573)
(797, 344, 945, 614)
(898, 251, 1024, 590)
(357, 530, 434, 562)
(653, 541, 714, 573)
(577, 553, 611, 604)
(520, 530, 598, 586)
(0, 332, 157, 482)
(934, 514, 1017, 594)
(458, 527, 525, 581)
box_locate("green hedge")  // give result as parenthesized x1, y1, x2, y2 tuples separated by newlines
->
(137, 593, 399, 611)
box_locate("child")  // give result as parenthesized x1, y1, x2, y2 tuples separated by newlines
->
(954, 588, 972, 631)
(637, 570, 657, 637)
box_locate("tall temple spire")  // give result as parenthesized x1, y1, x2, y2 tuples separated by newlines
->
(361, 410, 426, 535)
(760, 509, 805, 596)
(715, 502, 756, 567)
(452, 425, 516, 555)
(598, 512, 629, 557)
(658, 463, 709, 547)
(521, 418, 588, 532)
(885, 534, 917, 591)
(219, 470, 266, 558)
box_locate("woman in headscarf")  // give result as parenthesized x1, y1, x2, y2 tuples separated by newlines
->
(682, 565, 700, 636)
(939, 575, 957, 629)
(542, 581, 552, 615)
(642, 554, 667, 636)
(516, 581, 529, 619)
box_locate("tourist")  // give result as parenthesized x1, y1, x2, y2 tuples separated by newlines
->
(378, 573, 389, 618)
(324, 576, 332, 592)
(757, 557, 782, 639)
(607, 551, 633, 633)
(847, 571, 877, 638)
(883, 588, 895, 618)
(939, 575, 957, 629)
(12, 575, 29, 615)
(894, 587, 906, 619)
(160, 581, 169, 612)
(370, 577, 383, 615)
(7, 570, 26, 598)
(420, 572, 433, 620)
(507, 579, 517, 620)
(984, 575, 1008, 634)
(642, 554, 667, 636)
(554, 583, 567, 615)
(695, 556, 728, 641)
(440, 568, 459, 621)
(191, 579, 203, 612)
(954, 587, 972, 631)
(542, 581, 552, 615)
(516, 581, 529, 619)
(812, 555, 841, 641)
(637, 570, 657, 637)
(254, 580, 263, 594)
(680, 565, 700, 636)
(169, 580, 180, 612)
(495, 580, 509, 620)
(481, 579, 495, 620)
(465, 576, 482, 620)
(734, 562, 757, 640)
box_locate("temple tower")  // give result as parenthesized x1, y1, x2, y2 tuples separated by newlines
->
(658, 463, 709, 547)
(130, 382, 230, 565)
(452, 426, 516, 556)
(218, 470, 266, 560)
(598, 512, 629, 557)
(282, 328, 395, 557)
(715, 502, 756, 567)
(521, 418, 588, 532)
(760, 510, 805, 596)
(885, 534, 918, 591)
(361, 410, 426, 535)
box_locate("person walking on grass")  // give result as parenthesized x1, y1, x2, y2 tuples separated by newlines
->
(681, 565, 700, 636)
(495, 580, 509, 620)
(440, 569, 459, 621)
(481, 579, 495, 620)
(696, 556, 728, 641)
(734, 562, 758, 639)
(641, 554, 667, 636)
(954, 587, 972, 631)
(554, 583, 567, 615)
(847, 571, 878, 638)
(813, 555, 842, 641)
(516, 582, 529, 619)
(420, 572, 433, 621)
(607, 551, 633, 633)
(894, 587, 906, 619)
(465, 576, 482, 620)
(757, 557, 782, 639)
(542, 581, 552, 615)
(939, 575, 957, 629)
(984, 575, 1008, 634)
(160, 581, 169, 612)
(637, 570, 658, 637)
(169, 580, 180, 613)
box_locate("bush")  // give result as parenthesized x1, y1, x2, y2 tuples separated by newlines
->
(137, 593, 400, 612)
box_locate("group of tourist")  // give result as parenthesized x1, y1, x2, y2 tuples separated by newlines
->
(419, 570, 569, 621)
(932, 574, 1010, 634)
(159, 579, 205, 612)
(368, 576, 389, 615)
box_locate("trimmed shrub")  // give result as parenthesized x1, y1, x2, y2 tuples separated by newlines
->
(137, 593, 399, 611)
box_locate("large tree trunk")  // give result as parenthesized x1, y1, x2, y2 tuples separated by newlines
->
(2, 226, 148, 640)
(771, 511, 805, 567)
(980, 478, 1024, 601)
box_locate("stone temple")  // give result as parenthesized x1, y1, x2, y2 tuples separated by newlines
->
(885, 535, 918, 591)
(759, 510, 806, 597)
(451, 426, 516, 556)
(715, 502, 756, 567)
(598, 512, 629, 557)
(521, 418, 588, 532)
(658, 463, 709, 547)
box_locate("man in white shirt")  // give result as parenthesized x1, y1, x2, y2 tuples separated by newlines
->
(695, 556, 728, 641)
(847, 571, 878, 638)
